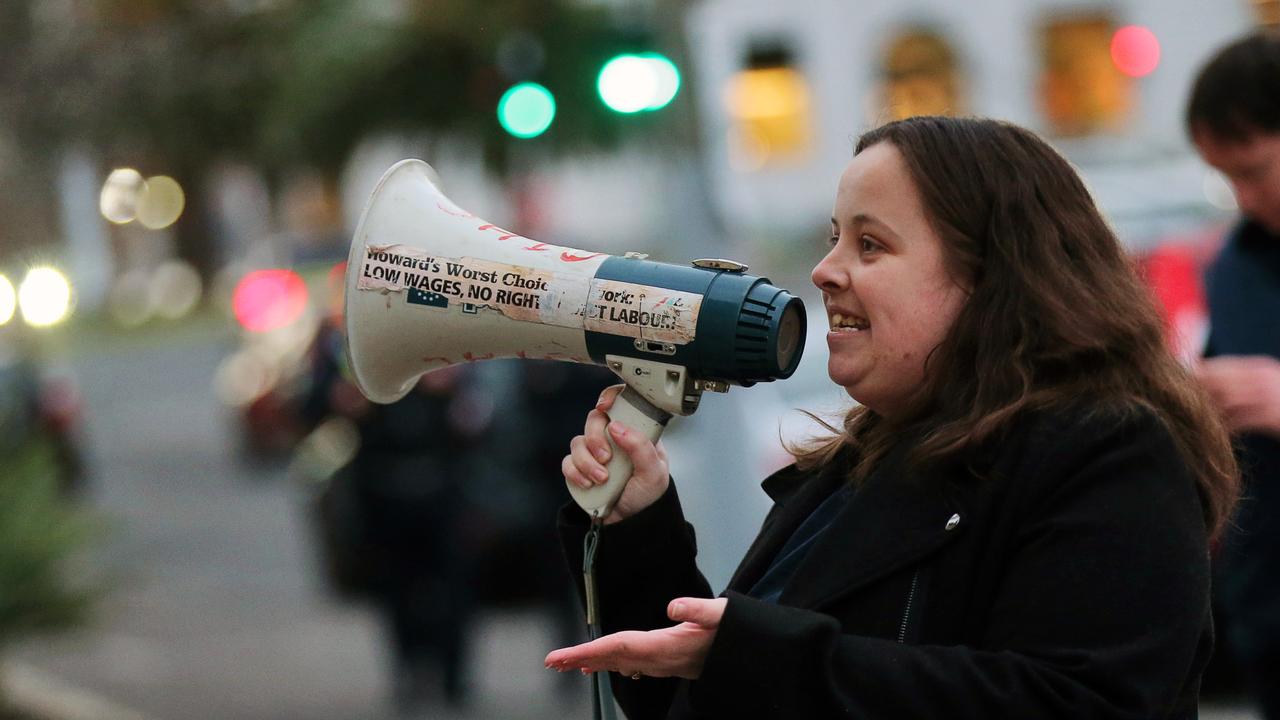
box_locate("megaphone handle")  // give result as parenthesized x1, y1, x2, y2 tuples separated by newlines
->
(567, 384, 671, 519)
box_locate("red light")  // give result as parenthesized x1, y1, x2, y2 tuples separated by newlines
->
(232, 269, 309, 332)
(1111, 25, 1160, 78)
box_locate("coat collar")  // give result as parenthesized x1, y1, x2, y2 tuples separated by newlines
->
(730, 443, 969, 610)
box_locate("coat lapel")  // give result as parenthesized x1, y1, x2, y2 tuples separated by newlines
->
(724, 458, 849, 595)
(779, 451, 967, 610)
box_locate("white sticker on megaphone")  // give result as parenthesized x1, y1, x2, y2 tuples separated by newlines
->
(582, 280, 702, 345)
(356, 243, 592, 329)
(356, 243, 703, 345)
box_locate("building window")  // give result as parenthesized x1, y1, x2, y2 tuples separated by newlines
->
(1254, 0, 1280, 27)
(1039, 14, 1131, 137)
(880, 29, 964, 120)
(723, 42, 814, 171)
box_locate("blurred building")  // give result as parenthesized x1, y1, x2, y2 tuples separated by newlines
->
(685, 0, 1269, 253)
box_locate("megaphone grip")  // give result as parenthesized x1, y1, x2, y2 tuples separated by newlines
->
(567, 385, 671, 519)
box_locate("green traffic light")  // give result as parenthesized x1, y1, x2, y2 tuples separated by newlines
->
(639, 52, 680, 111)
(498, 82, 556, 139)
(598, 52, 680, 114)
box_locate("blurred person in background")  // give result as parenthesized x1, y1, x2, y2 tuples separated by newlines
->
(303, 315, 489, 716)
(516, 361, 619, 651)
(1187, 31, 1280, 718)
(546, 116, 1237, 718)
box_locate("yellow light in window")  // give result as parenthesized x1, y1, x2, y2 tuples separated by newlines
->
(723, 67, 813, 169)
(1040, 15, 1131, 136)
(880, 31, 964, 120)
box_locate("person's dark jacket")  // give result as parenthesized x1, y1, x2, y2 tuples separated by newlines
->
(559, 404, 1213, 719)
(1204, 219, 1280, 668)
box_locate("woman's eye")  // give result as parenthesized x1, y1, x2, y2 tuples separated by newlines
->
(827, 235, 839, 248)
(860, 236, 881, 253)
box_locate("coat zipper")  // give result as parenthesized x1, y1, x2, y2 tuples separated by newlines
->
(897, 570, 920, 643)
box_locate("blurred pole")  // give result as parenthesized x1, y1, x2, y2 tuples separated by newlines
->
(58, 147, 113, 314)
(606, 0, 726, 258)
(658, 0, 729, 257)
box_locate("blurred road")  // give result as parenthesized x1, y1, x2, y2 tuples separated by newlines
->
(6, 323, 1266, 720)
(12, 326, 589, 720)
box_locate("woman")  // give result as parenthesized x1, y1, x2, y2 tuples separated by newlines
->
(545, 116, 1238, 718)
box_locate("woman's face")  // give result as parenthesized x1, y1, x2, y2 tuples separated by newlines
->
(811, 142, 968, 418)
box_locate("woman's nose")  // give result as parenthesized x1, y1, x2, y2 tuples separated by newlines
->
(811, 250, 846, 293)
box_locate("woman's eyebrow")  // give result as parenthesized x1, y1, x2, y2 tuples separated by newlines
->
(833, 213, 900, 240)
(847, 212, 899, 238)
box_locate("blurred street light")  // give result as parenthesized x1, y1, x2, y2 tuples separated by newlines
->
(0, 274, 15, 326)
(149, 260, 203, 320)
(136, 176, 186, 230)
(232, 269, 308, 333)
(598, 52, 681, 113)
(18, 267, 72, 327)
(1111, 25, 1160, 78)
(498, 82, 557, 139)
(99, 168, 146, 224)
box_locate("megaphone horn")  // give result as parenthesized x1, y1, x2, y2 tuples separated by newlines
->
(344, 159, 806, 518)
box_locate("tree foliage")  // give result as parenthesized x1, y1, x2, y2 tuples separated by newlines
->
(0, 440, 100, 650)
(4, 0, 648, 178)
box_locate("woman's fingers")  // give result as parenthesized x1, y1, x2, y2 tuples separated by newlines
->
(561, 448, 593, 490)
(544, 631, 653, 674)
(544, 620, 717, 679)
(569, 434, 608, 487)
(607, 422, 662, 482)
(583, 408, 613, 465)
(596, 384, 624, 412)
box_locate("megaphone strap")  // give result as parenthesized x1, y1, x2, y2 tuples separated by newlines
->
(583, 516, 619, 720)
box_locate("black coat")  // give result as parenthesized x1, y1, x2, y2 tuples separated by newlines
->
(559, 405, 1213, 719)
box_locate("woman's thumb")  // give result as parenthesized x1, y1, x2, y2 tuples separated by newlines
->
(667, 597, 724, 627)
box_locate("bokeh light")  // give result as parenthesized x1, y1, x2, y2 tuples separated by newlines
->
(150, 260, 203, 320)
(498, 82, 557, 139)
(100, 168, 147, 224)
(639, 52, 681, 110)
(0, 274, 15, 326)
(18, 266, 73, 327)
(598, 53, 681, 113)
(1202, 169, 1238, 211)
(214, 350, 278, 407)
(1111, 25, 1160, 78)
(108, 270, 154, 327)
(599, 55, 658, 113)
(136, 176, 187, 230)
(232, 269, 309, 333)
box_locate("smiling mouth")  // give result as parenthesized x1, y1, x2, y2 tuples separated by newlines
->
(829, 313, 870, 332)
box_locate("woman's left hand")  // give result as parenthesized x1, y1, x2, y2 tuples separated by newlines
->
(545, 597, 727, 680)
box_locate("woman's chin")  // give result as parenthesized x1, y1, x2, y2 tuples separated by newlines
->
(826, 369, 864, 397)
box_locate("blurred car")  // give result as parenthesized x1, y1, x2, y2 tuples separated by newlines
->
(0, 261, 84, 494)
(214, 258, 344, 462)
(0, 333, 86, 495)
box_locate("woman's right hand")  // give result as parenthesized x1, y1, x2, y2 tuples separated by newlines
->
(562, 384, 670, 524)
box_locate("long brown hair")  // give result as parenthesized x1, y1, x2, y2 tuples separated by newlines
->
(792, 116, 1237, 540)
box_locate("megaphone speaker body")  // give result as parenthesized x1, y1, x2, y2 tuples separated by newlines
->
(345, 159, 805, 517)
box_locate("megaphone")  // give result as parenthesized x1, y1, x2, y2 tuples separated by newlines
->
(344, 159, 805, 518)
